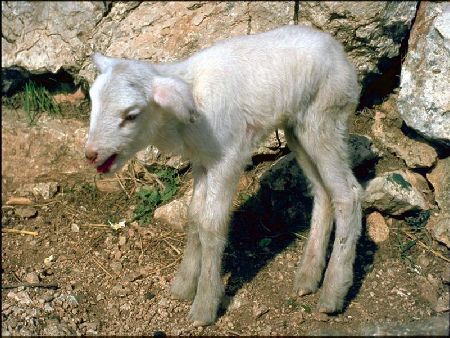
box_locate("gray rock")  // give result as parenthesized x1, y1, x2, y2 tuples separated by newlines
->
(298, 2, 418, 81)
(364, 171, 428, 215)
(348, 134, 379, 168)
(397, 2, 450, 143)
(310, 314, 449, 336)
(15, 206, 37, 218)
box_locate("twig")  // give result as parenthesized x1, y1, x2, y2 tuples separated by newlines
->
(160, 256, 182, 271)
(2, 228, 38, 236)
(81, 223, 109, 228)
(292, 231, 308, 240)
(162, 238, 181, 255)
(2, 283, 59, 289)
(89, 255, 114, 278)
(400, 229, 450, 263)
(115, 174, 131, 199)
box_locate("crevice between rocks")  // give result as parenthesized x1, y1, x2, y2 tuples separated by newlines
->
(357, 1, 421, 110)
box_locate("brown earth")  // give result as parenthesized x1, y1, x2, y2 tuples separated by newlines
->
(1, 104, 449, 336)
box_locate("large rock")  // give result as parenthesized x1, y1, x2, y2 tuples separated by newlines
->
(397, 2, 450, 143)
(2, 1, 417, 89)
(297, 1, 418, 80)
(426, 157, 450, 247)
(371, 108, 437, 169)
(1, 1, 105, 74)
(363, 170, 428, 215)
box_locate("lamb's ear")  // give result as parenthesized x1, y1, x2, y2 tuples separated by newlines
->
(151, 76, 198, 123)
(92, 52, 117, 73)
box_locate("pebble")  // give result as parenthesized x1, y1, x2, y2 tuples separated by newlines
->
(312, 312, 330, 322)
(71, 223, 80, 233)
(110, 261, 123, 273)
(24, 272, 40, 284)
(15, 207, 37, 218)
(118, 236, 127, 246)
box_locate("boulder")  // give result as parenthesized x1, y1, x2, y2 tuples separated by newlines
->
(371, 105, 437, 169)
(297, 2, 418, 80)
(363, 170, 428, 215)
(427, 158, 450, 212)
(397, 2, 450, 143)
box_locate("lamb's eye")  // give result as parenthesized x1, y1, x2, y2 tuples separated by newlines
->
(125, 114, 138, 122)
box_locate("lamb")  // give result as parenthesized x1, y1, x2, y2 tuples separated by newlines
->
(85, 25, 362, 326)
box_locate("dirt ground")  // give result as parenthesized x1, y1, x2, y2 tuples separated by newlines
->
(1, 104, 449, 336)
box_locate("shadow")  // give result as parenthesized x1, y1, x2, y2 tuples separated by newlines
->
(222, 153, 312, 304)
(219, 153, 378, 315)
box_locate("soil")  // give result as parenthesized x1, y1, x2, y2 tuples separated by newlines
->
(2, 104, 449, 336)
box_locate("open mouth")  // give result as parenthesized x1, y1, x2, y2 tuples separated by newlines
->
(96, 154, 118, 173)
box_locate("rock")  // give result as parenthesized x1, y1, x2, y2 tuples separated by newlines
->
(15, 206, 37, 218)
(6, 197, 33, 205)
(7, 291, 32, 305)
(95, 178, 122, 193)
(366, 211, 389, 243)
(24, 272, 40, 284)
(118, 236, 126, 246)
(371, 110, 437, 169)
(397, 2, 450, 143)
(110, 261, 123, 273)
(298, 2, 418, 81)
(22, 182, 59, 200)
(348, 134, 379, 168)
(364, 171, 428, 215)
(254, 130, 287, 157)
(153, 189, 192, 231)
(312, 312, 330, 322)
(427, 215, 450, 248)
(427, 158, 450, 212)
(71, 223, 80, 233)
(435, 293, 450, 313)
(252, 304, 269, 319)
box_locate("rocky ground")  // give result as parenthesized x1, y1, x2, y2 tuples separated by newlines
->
(1, 93, 449, 336)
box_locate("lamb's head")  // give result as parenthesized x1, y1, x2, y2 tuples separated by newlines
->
(85, 53, 196, 174)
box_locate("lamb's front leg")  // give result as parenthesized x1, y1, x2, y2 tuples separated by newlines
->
(171, 165, 207, 301)
(188, 161, 241, 326)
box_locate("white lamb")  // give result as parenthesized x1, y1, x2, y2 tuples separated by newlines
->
(85, 25, 362, 326)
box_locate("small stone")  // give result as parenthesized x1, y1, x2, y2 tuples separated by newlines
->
(145, 292, 155, 300)
(6, 197, 33, 205)
(24, 272, 40, 284)
(253, 304, 269, 318)
(153, 190, 192, 231)
(15, 206, 37, 218)
(95, 178, 122, 193)
(312, 312, 329, 322)
(110, 261, 122, 273)
(118, 236, 126, 246)
(366, 212, 390, 243)
(435, 293, 450, 313)
(96, 293, 104, 301)
(71, 223, 80, 233)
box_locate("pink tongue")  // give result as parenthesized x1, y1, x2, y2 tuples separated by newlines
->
(96, 154, 117, 173)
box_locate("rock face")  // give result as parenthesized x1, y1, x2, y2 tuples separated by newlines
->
(2, 1, 417, 89)
(397, 2, 450, 143)
(364, 171, 428, 215)
(297, 2, 418, 79)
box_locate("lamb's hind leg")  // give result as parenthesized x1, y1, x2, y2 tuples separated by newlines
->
(171, 165, 207, 301)
(297, 116, 362, 313)
(284, 126, 334, 297)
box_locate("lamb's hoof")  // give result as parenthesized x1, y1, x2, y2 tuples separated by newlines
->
(170, 278, 197, 301)
(317, 297, 344, 314)
(297, 288, 314, 297)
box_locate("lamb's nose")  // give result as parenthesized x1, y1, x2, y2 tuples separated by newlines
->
(85, 147, 98, 163)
